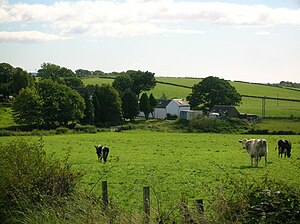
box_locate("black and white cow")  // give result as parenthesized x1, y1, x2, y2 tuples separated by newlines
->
(95, 145, 110, 163)
(277, 140, 292, 158)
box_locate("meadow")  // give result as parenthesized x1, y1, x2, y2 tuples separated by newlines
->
(82, 77, 300, 117)
(2, 131, 300, 213)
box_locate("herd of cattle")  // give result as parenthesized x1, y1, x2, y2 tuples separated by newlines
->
(239, 138, 292, 167)
(95, 139, 292, 167)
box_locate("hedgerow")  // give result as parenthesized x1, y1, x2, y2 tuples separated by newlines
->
(0, 139, 82, 223)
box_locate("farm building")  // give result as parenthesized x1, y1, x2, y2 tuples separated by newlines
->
(210, 105, 240, 118)
(180, 110, 203, 120)
(140, 99, 190, 119)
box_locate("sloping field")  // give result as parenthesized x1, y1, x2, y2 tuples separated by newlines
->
(2, 131, 300, 212)
(82, 77, 300, 117)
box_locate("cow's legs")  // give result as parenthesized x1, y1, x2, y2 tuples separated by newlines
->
(265, 156, 267, 166)
(255, 156, 259, 167)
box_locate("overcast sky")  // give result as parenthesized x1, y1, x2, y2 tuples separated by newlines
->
(1, 0, 300, 83)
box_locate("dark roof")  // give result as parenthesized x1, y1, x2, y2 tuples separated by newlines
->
(210, 105, 240, 117)
(156, 100, 172, 108)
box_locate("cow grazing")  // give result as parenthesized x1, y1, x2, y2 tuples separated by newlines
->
(239, 138, 268, 167)
(276, 140, 292, 158)
(95, 145, 110, 163)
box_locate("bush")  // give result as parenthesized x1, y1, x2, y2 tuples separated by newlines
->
(74, 124, 97, 133)
(188, 116, 235, 133)
(0, 139, 82, 223)
(209, 172, 300, 224)
(55, 127, 69, 134)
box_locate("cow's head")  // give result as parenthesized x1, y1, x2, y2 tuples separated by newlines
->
(239, 139, 248, 149)
(95, 145, 103, 154)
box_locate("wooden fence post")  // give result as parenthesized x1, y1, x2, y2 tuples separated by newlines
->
(195, 199, 204, 214)
(102, 181, 108, 210)
(143, 186, 150, 224)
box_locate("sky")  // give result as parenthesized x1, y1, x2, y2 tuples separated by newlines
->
(1, 0, 300, 83)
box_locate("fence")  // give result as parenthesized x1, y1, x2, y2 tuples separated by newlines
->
(100, 180, 204, 223)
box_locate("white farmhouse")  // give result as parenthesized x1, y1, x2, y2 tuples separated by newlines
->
(143, 99, 190, 119)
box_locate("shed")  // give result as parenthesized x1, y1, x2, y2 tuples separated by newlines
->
(210, 105, 240, 118)
(180, 110, 203, 120)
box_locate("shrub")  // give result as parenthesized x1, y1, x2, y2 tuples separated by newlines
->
(209, 172, 300, 224)
(0, 139, 82, 223)
(74, 124, 97, 133)
(188, 116, 235, 133)
(55, 127, 69, 134)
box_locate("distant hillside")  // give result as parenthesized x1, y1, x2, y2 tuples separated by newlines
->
(81, 76, 300, 118)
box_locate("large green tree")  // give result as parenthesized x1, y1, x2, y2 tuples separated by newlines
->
(36, 80, 85, 126)
(187, 76, 242, 111)
(0, 63, 34, 99)
(37, 63, 83, 89)
(93, 84, 122, 124)
(126, 70, 156, 97)
(12, 87, 43, 126)
(112, 70, 156, 97)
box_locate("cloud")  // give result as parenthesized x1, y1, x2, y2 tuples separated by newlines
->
(256, 31, 271, 35)
(0, 31, 67, 42)
(0, 0, 299, 41)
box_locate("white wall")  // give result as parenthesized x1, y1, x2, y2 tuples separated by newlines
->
(154, 108, 167, 119)
(166, 101, 190, 117)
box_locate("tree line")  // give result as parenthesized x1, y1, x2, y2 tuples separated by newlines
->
(0, 62, 157, 129)
(1, 62, 243, 129)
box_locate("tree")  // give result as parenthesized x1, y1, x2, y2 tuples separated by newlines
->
(36, 80, 85, 126)
(63, 77, 84, 89)
(0, 63, 14, 99)
(187, 76, 242, 111)
(149, 93, 157, 118)
(0, 63, 34, 99)
(112, 70, 156, 98)
(75, 69, 92, 77)
(139, 93, 151, 120)
(82, 88, 95, 124)
(92, 91, 101, 124)
(93, 84, 122, 124)
(122, 89, 139, 121)
(127, 70, 156, 97)
(37, 63, 61, 83)
(11, 67, 35, 94)
(37, 63, 83, 89)
(12, 87, 43, 126)
(112, 74, 133, 95)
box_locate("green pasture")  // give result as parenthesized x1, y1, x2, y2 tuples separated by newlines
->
(81, 76, 300, 117)
(0, 103, 15, 128)
(2, 131, 300, 212)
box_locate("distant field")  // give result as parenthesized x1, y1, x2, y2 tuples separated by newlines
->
(0, 103, 15, 128)
(82, 77, 300, 117)
(1, 131, 300, 212)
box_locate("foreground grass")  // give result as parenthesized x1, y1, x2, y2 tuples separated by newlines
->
(2, 131, 300, 215)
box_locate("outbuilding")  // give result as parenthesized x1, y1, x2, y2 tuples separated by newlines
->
(210, 105, 240, 118)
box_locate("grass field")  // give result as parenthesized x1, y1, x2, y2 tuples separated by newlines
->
(81, 76, 300, 117)
(2, 131, 300, 213)
(0, 103, 15, 128)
